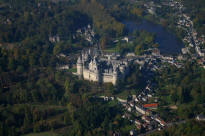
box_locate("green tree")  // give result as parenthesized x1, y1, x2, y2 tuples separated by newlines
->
(29, 55, 36, 67)
(135, 44, 143, 55)
(8, 58, 15, 70)
(53, 42, 63, 55)
(64, 79, 70, 93)
(100, 36, 107, 50)
(131, 8, 144, 17)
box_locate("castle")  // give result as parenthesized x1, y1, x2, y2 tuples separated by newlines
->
(76, 49, 130, 85)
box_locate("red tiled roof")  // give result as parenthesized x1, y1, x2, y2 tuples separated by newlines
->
(143, 103, 158, 108)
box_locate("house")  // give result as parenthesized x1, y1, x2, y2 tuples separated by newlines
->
(110, 97, 115, 100)
(49, 35, 60, 43)
(127, 53, 135, 57)
(148, 7, 156, 15)
(148, 125, 153, 130)
(146, 110, 151, 116)
(152, 48, 160, 56)
(148, 94, 152, 98)
(117, 97, 127, 103)
(130, 102, 135, 107)
(196, 46, 205, 57)
(130, 130, 137, 136)
(154, 117, 166, 127)
(122, 37, 129, 43)
(128, 107, 132, 112)
(113, 132, 120, 136)
(142, 97, 147, 102)
(137, 124, 142, 129)
(142, 123, 148, 128)
(122, 113, 131, 119)
(196, 115, 205, 121)
(144, 103, 158, 109)
(132, 95, 137, 99)
(142, 116, 151, 124)
(57, 65, 70, 70)
(181, 47, 190, 54)
(146, 86, 151, 91)
(134, 98, 139, 102)
(134, 120, 141, 126)
(135, 105, 146, 115)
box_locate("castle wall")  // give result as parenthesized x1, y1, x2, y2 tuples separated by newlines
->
(81, 67, 125, 85)
(89, 71, 99, 81)
(83, 69, 90, 80)
(83, 69, 99, 82)
(102, 74, 114, 83)
(77, 64, 83, 76)
(83, 68, 117, 84)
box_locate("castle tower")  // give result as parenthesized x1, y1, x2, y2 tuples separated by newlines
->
(93, 58, 101, 82)
(112, 67, 118, 85)
(95, 65, 101, 82)
(77, 56, 83, 78)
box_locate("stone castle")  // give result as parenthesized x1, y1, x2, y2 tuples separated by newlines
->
(76, 49, 130, 85)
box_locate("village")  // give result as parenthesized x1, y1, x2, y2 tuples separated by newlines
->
(95, 81, 166, 136)
(143, 0, 205, 68)
(170, 0, 205, 68)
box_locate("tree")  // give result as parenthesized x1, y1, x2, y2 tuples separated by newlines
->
(67, 103, 75, 123)
(29, 55, 36, 67)
(8, 58, 15, 70)
(53, 42, 63, 55)
(64, 112, 71, 125)
(100, 36, 107, 50)
(131, 8, 144, 17)
(135, 44, 143, 55)
(153, 43, 159, 48)
(16, 65, 24, 73)
(64, 79, 70, 93)
(170, 91, 178, 104)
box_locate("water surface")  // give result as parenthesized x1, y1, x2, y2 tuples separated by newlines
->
(124, 20, 184, 55)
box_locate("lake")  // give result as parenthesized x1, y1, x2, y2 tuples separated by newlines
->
(124, 20, 184, 55)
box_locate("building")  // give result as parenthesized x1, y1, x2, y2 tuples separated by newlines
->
(76, 48, 130, 85)
(134, 120, 141, 126)
(196, 46, 205, 57)
(49, 35, 60, 43)
(154, 117, 166, 127)
(135, 105, 146, 115)
(129, 130, 137, 136)
(196, 115, 205, 121)
(181, 47, 190, 54)
(152, 48, 160, 56)
(144, 103, 158, 109)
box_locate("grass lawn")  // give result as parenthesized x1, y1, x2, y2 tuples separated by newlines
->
(116, 89, 136, 99)
(108, 100, 119, 107)
(120, 124, 136, 134)
(22, 131, 60, 136)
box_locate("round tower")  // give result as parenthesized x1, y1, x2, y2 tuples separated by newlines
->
(77, 56, 83, 78)
(112, 67, 118, 85)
